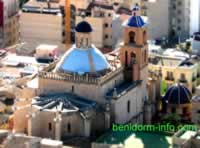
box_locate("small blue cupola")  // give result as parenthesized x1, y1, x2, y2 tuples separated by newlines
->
(126, 4, 146, 28)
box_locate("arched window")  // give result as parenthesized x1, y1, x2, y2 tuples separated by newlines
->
(171, 107, 176, 113)
(115, 80, 117, 86)
(130, 52, 136, 64)
(80, 38, 84, 47)
(127, 100, 130, 113)
(48, 122, 52, 131)
(125, 51, 128, 67)
(68, 123, 71, 133)
(86, 38, 88, 47)
(183, 107, 188, 114)
(72, 86, 74, 93)
(144, 50, 147, 63)
(143, 31, 147, 44)
(129, 31, 135, 44)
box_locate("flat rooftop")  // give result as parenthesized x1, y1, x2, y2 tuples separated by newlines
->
(96, 131, 173, 148)
(22, 0, 61, 14)
(106, 81, 142, 99)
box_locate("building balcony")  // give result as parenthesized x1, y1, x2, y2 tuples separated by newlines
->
(179, 79, 187, 83)
(165, 77, 174, 81)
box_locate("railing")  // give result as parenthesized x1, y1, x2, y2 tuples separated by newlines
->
(42, 60, 58, 72)
(98, 67, 123, 85)
(165, 77, 174, 81)
(38, 67, 123, 85)
(179, 79, 187, 83)
(38, 71, 99, 84)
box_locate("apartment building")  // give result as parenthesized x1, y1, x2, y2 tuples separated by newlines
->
(149, 56, 200, 94)
(169, 0, 190, 42)
(131, 0, 191, 42)
(21, 0, 113, 52)
(140, 0, 170, 40)
(20, 0, 66, 52)
(0, 0, 19, 48)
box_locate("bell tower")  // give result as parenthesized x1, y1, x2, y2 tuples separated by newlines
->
(120, 4, 148, 82)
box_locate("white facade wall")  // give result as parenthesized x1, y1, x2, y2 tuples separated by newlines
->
(145, 0, 170, 40)
(190, 0, 200, 35)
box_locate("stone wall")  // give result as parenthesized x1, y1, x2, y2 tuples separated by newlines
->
(38, 69, 124, 104)
(61, 112, 84, 137)
(14, 100, 32, 133)
(28, 107, 104, 139)
(111, 85, 143, 124)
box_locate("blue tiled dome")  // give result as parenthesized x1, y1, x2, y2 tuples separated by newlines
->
(56, 45, 111, 74)
(75, 21, 93, 33)
(163, 84, 192, 105)
(127, 16, 145, 27)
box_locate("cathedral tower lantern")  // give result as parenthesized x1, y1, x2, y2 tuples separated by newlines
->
(75, 21, 93, 49)
(120, 4, 148, 82)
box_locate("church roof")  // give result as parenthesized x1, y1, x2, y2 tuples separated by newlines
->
(56, 45, 111, 74)
(163, 84, 192, 105)
(32, 93, 97, 113)
(75, 21, 93, 33)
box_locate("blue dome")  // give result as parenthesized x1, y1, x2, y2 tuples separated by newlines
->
(56, 45, 110, 74)
(75, 21, 93, 33)
(163, 84, 192, 105)
(127, 16, 145, 28)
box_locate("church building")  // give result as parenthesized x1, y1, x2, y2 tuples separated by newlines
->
(13, 5, 150, 140)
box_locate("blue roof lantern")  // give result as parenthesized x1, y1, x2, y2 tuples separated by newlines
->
(123, 4, 146, 28)
(57, 45, 111, 74)
(132, 4, 139, 11)
(75, 21, 93, 33)
(163, 84, 192, 105)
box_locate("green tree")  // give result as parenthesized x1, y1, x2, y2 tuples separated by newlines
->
(161, 114, 181, 128)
